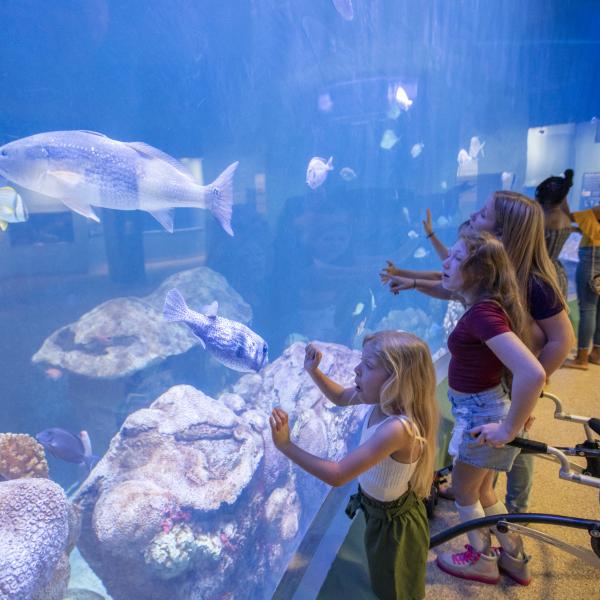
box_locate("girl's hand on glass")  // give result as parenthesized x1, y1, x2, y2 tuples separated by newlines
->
(388, 275, 415, 295)
(270, 407, 291, 449)
(379, 260, 399, 283)
(304, 343, 322, 373)
(468, 422, 513, 447)
(422, 208, 434, 237)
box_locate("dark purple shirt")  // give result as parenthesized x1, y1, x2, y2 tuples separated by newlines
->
(528, 276, 563, 321)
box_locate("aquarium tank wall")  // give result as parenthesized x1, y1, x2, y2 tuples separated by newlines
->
(0, 2, 598, 599)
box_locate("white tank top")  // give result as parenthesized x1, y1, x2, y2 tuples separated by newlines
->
(357, 406, 423, 502)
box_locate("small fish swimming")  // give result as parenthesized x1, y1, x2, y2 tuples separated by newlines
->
(36, 428, 99, 471)
(44, 367, 63, 381)
(402, 206, 410, 223)
(387, 104, 401, 120)
(394, 85, 413, 111)
(0, 130, 239, 235)
(318, 93, 333, 113)
(339, 167, 357, 181)
(163, 288, 268, 373)
(369, 288, 377, 311)
(408, 230, 419, 239)
(413, 246, 429, 259)
(0, 185, 28, 231)
(306, 156, 334, 189)
(332, 0, 354, 20)
(380, 130, 399, 150)
(410, 143, 424, 158)
(352, 302, 365, 317)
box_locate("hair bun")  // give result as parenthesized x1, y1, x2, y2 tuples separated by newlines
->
(564, 168, 574, 188)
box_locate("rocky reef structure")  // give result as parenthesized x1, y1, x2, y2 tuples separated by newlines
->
(0, 433, 49, 480)
(0, 434, 81, 600)
(0, 478, 72, 600)
(74, 341, 365, 599)
(32, 267, 252, 379)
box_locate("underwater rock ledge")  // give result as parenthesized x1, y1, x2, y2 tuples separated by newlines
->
(73, 341, 365, 600)
(31, 266, 252, 379)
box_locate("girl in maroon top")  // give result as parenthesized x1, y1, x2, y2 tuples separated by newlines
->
(435, 232, 545, 586)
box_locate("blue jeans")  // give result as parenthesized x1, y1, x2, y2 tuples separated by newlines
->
(504, 437, 534, 511)
(448, 385, 521, 472)
(575, 246, 600, 350)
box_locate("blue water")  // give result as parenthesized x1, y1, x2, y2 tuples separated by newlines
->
(0, 2, 598, 599)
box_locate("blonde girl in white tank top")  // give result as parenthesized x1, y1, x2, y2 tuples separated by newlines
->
(270, 331, 439, 600)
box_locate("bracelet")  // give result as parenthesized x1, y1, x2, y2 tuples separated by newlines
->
(426, 231, 435, 239)
(413, 279, 417, 289)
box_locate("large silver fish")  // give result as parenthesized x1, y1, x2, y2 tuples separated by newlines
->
(163, 288, 268, 373)
(0, 130, 239, 235)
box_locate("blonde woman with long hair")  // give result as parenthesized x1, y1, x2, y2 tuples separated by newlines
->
(435, 232, 545, 585)
(270, 331, 438, 600)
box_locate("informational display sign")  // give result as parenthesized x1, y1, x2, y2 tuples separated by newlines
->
(580, 172, 600, 208)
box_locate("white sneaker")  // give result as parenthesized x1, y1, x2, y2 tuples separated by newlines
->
(436, 545, 500, 584)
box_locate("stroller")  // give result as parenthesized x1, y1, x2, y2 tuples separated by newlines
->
(427, 391, 600, 566)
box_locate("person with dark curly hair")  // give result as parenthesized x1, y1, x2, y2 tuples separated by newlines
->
(534, 169, 576, 299)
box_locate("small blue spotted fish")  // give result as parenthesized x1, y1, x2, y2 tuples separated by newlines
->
(163, 288, 269, 373)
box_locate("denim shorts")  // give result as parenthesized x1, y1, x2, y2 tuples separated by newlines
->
(448, 384, 521, 472)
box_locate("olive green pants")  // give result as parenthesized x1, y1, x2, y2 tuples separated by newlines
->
(345, 488, 429, 600)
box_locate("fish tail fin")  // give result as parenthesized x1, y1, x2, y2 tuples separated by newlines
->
(163, 288, 190, 323)
(206, 161, 239, 236)
(84, 454, 100, 472)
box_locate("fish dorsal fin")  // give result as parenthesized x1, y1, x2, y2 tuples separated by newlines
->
(201, 301, 218, 318)
(78, 130, 108, 138)
(61, 197, 100, 222)
(127, 142, 194, 179)
(149, 209, 174, 233)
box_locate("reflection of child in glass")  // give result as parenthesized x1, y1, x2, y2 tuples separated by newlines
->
(269, 332, 438, 600)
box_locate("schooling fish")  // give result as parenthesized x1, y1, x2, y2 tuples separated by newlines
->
(380, 130, 399, 150)
(410, 143, 424, 158)
(394, 86, 413, 111)
(0, 130, 239, 235)
(163, 288, 269, 373)
(36, 428, 99, 471)
(339, 167, 357, 181)
(306, 156, 334, 189)
(0, 185, 28, 231)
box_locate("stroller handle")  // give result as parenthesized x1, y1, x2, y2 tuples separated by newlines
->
(509, 437, 548, 454)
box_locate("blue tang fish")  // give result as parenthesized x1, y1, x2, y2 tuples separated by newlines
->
(0, 130, 239, 235)
(36, 428, 99, 472)
(163, 288, 269, 373)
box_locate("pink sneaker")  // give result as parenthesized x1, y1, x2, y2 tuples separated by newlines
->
(498, 548, 532, 585)
(437, 544, 500, 584)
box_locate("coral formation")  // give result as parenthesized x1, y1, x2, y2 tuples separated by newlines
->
(0, 478, 70, 599)
(0, 433, 49, 480)
(144, 523, 197, 580)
